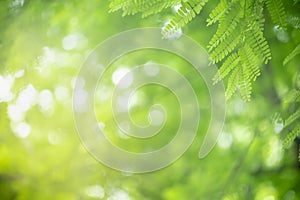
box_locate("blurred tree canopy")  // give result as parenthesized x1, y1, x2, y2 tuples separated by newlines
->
(0, 0, 300, 200)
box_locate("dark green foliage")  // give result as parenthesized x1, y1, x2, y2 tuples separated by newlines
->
(288, 16, 300, 29)
(265, 0, 287, 29)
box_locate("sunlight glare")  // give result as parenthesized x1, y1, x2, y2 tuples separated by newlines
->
(86, 185, 105, 199)
(14, 69, 25, 78)
(8, 104, 24, 122)
(112, 67, 133, 88)
(16, 84, 37, 112)
(264, 137, 283, 167)
(54, 85, 70, 102)
(62, 34, 78, 50)
(11, 121, 31, 138)
(74, 89, 88, 113)
(217, 132, 233, 149)
(38, 90, 54, 112)
(0, 75, 14, 103)
(108, 189, 130, 200)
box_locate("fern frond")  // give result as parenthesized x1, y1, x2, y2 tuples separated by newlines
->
(237, 44, 262, 101)
(284, 89, 300, 103)
(109, 0, 141, 15)
(245, 4, 272, 64)
(283, 43, 300, 65)
(110, 0, 289, 102)
(225, 67, 241, 100)
(285, 109, 300, 127)
(162, 0, 208, 37)
(288, 16, 300, 29)
(206, 0, 228, 26)
(109, 0, 180, 17)
(213, 53, 240, 84)
(283, 123, 300, 149)
(209, 28, 241, 63)
(265, 0, 287, 29)
(238, 67, 253, 102)
(282, 88, 300, 157)
(211, 1, 268, 101)
(207, 3, 242, 52)
(140, 1, 180, 17)
(239, 44, 261, 83)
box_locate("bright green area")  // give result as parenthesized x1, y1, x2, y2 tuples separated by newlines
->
(0, 0, 300, 199)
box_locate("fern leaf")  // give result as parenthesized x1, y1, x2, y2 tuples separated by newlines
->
(288, 16, 300, 29)
(283, 123, 300, 149)
(109, 0, 180, 17)
(210, 1, 267, 101)
(141, 1, 180, 17)
(265, 0, 287, 29)
(109, 0, 141, 15)
(209, 28, 241, 63)
(207, 3, 242, 52)
(239, 81, 253, 101)
(206, 0, 228, 26)
(162, 0, 208, 37)
(283, 43, 300, 65)
(238, 68, 253, 102)
(237, 44, 261, 101)
(225, 67, 241, 100)
(245, 4, 272, 64)
(284, 89, 300, 103)
(238, 44, 261, 82)
(285, 109, 300, 127)
(213, 53, 240, 84)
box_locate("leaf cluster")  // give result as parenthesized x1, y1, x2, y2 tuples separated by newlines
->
(109, 0, 291, 101)
(282, 89, 300, 160)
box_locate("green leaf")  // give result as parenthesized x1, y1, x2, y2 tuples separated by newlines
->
(225, 67, 241, 100)
(283, 89, 300, 103)
(162, 0, 208, 37)
(109, 0, 181, 17)
(283, 123, 300, 149)
(213, 53, 240, 84)
(265, 0, 287, 29)
(283, 43, 300, 65)
(207, 2, 242, 51)
(206, 0, 228, 26)
(285, 109, 300, 128)
(245, 5, 272, 64)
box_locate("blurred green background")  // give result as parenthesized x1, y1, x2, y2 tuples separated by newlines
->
(0, 0, 300, 199)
